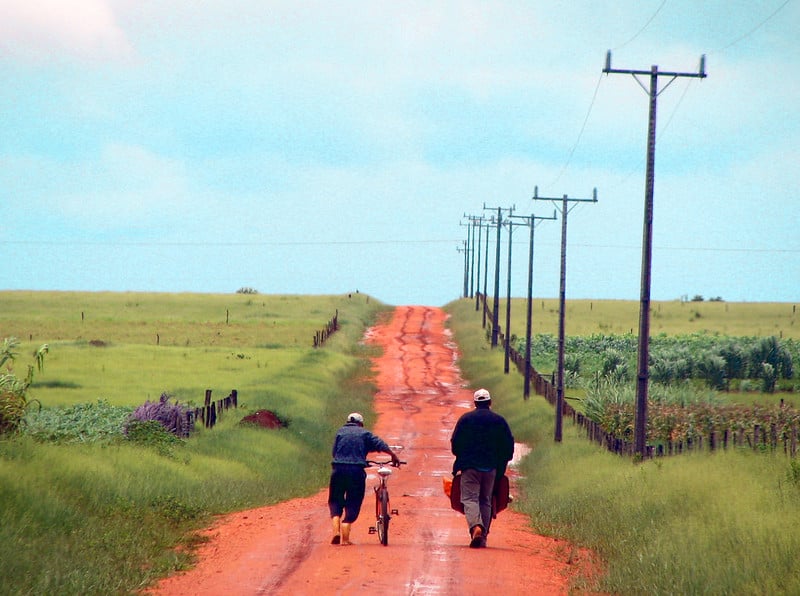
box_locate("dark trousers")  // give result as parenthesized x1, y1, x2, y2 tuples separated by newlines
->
(328, 464, 367, 523)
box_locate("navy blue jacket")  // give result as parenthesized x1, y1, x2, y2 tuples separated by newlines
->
(331, 422, 391, 467)
(451, 406, 514, 475)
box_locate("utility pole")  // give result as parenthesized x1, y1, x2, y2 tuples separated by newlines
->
(533, 186, 598, 442)
(502, 218, 517, 374)
(474, 216, 483, 310)
(509, 211, 557, 398)
(483, 205, 514, 348)
(603, 50, 706, 457)
(482, 217, 491, 328)
(458, 240, 469, 298)
(464, 214, 486, 303)
(469, 218, 476, 298)
(459, 219, 471, 298)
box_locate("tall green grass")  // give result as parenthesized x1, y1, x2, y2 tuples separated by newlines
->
(0, 291, 389, 595)
(445, 297, 800, 595)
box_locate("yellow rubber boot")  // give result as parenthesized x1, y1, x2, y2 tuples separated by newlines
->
(341, 522, 352, 545)
(331, 516, 341, 544)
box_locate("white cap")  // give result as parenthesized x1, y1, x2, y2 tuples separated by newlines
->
(473, 388, 491, 402)
(347, 412, 364, 424)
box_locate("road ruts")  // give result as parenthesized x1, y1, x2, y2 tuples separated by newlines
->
(146, 306, 591, 596)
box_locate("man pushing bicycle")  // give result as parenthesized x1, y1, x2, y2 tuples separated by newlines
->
(328, 412, 400, 545)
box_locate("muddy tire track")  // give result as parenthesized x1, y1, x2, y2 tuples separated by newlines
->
(146, 306, 596, 596)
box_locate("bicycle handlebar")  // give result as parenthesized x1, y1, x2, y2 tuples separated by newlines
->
(366, 459, 407, 467)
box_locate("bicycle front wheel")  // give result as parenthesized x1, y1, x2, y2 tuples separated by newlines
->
(377, 490, 390, 545)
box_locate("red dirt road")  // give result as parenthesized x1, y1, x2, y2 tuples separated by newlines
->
(147, 306, 596, 595)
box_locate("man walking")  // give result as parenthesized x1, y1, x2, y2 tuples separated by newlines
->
(451, 388, 515, 548)
(328, 412, 400, 545)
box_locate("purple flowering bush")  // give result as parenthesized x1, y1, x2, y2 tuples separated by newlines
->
(124, 392, 193, 438)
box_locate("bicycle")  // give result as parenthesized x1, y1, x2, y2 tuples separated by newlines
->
(366, 459, 406, 545)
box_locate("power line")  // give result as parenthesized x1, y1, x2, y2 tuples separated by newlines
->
(544, 73, 604, 190)
(1, 238, 460, 247)
(712, 0, 793, 54)
(612, 0, 669, 51)
(7, 238, 795, 255)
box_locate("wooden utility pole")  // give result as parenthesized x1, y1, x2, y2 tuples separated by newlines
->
(462, 222, 471, 298)
(458, 240, 469, 298)
(533, 187, 597, 441)
(509, 211, 557, 398)
(474, 217, 482, 310)
(483, 204, 514, 348)
(464, 214, 486, 307)
(603, 50, 706, 457)
(482, 217, 491, 328)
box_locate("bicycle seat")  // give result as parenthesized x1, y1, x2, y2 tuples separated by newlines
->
(377, 466, 393, 477)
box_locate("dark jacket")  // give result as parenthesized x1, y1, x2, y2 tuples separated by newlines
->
(451, 406, 514, 475)
(331, 422, 391, 467)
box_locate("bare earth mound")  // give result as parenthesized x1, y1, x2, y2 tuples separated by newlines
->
(239, 410, 285, 429)
(146, 305, 600, 595)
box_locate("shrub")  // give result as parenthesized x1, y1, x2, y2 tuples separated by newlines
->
(23, 400, 133, 443)
(695, 353, 727, 391)
(601, 349, 629, 382)
(124, 392, 193, 438)
(0, 337, 48, 434)
(718, 340, 747, 380)
(760, 363, 777, 393)
(125, 419, 185, 456)
(748, 336, 793, 380)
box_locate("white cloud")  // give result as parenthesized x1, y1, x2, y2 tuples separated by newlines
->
(0, 0, 133, 62)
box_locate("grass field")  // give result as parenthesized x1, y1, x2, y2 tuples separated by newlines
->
(0, 291, 390, 595)
(445, 297, 800, 595)
(2, 291, 799, 595)
(1, 290, 374, 408)
(486, 296, 800, 339)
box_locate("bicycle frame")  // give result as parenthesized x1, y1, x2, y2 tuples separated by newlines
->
(366, 460, 404, 546)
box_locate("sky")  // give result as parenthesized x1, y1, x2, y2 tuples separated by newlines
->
(1, 0, 798, 307)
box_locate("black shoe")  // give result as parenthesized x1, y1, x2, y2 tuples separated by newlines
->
(469, 525, 484, 548)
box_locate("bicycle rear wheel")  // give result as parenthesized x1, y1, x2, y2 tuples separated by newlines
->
(376, 490, 390, 545)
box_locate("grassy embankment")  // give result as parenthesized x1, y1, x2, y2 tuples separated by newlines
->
(0, 291, 390, 595)
(445, 297, 800, 595)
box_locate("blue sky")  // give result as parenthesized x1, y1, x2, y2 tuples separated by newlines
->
(1, 1, 797, 306)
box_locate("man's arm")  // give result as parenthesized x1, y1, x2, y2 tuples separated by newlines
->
(384, 446, 401, 466)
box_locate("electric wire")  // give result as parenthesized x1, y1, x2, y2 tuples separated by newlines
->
(612, 0, 668, 51)
(711, 0, 792, 54)
(547, 0, 790, 195)
(543, 72, 604, 191)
